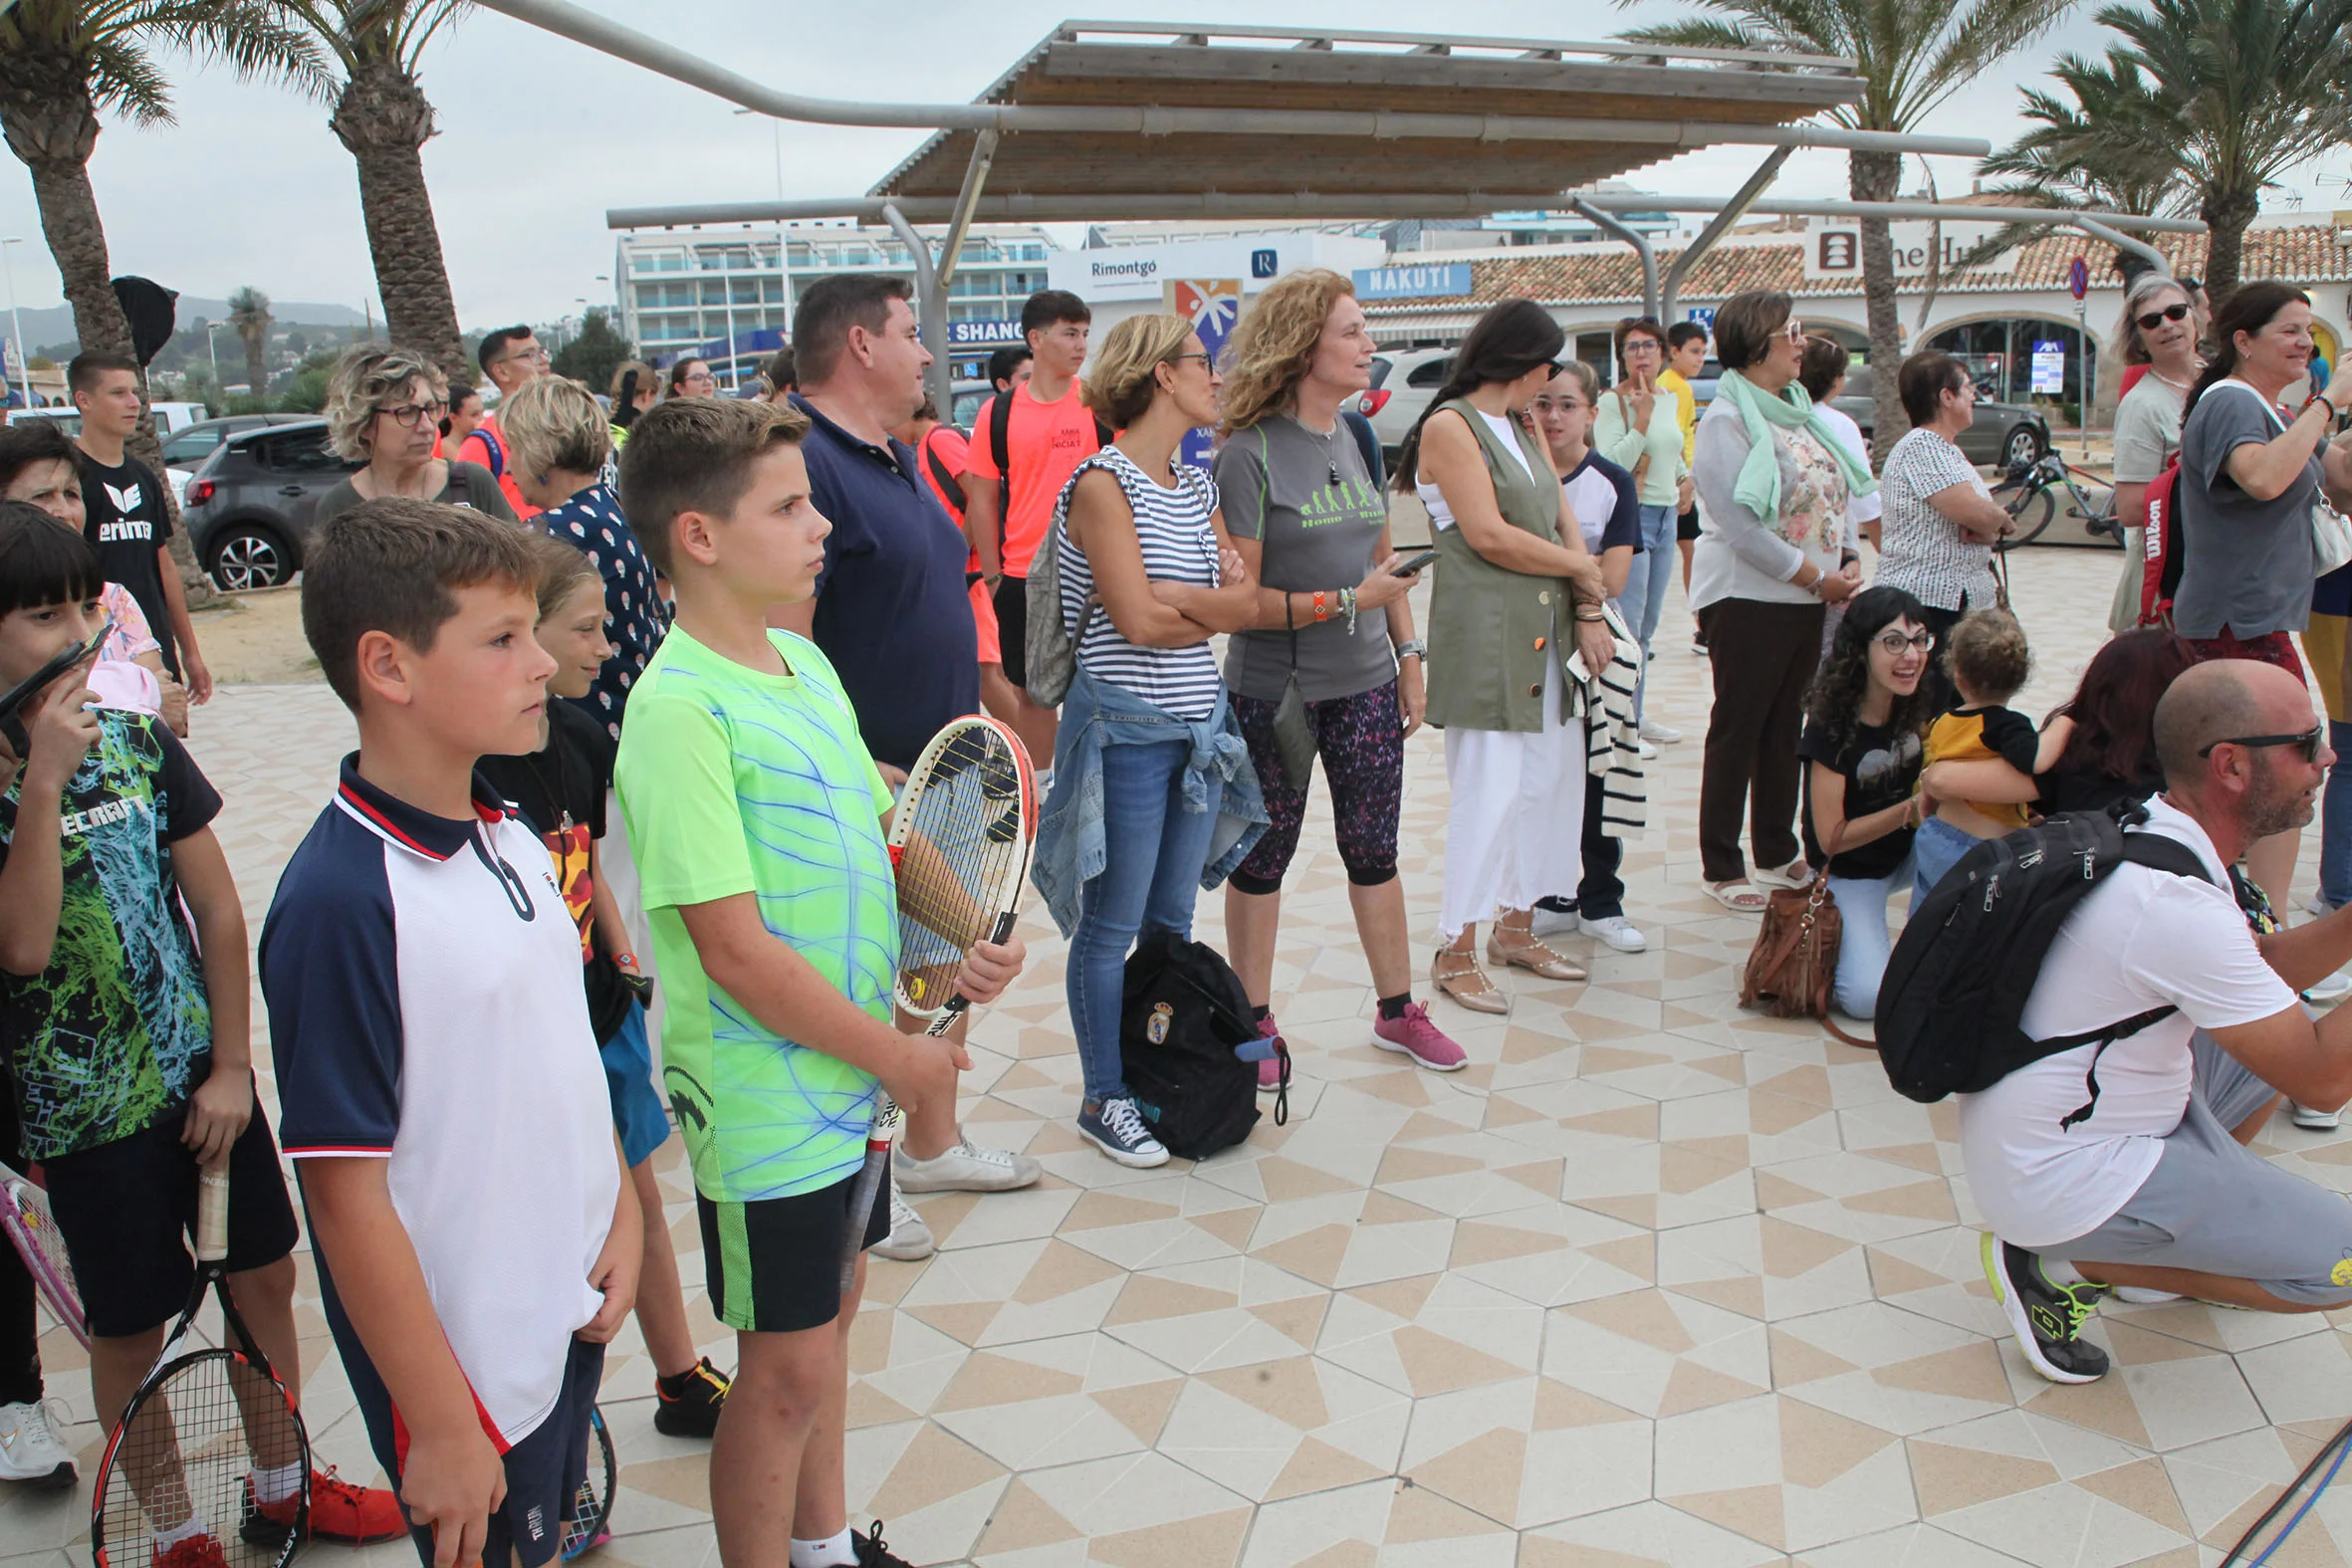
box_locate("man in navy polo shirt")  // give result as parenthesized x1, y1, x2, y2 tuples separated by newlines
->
(777, 275, 979, 775)
(773, 273, 1039, 1258)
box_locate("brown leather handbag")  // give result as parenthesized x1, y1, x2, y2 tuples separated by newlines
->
(1739, 876, 1874, 1047)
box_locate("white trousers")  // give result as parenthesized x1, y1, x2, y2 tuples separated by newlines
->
(1439, 662, 1587, 942)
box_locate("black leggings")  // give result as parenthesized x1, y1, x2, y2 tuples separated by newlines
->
(0, 1082, 43, 1406)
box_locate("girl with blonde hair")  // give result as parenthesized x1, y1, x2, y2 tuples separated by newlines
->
(1210, 267, 1460, 1077)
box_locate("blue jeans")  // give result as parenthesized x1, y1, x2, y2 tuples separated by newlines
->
(1065, 737, 1225, 1104)
(1911, 815, 1981, 908)
(1611, 504, 1678, 723)
(2324, 720, 2352, 909)
(1827, 852, 1913, 1019)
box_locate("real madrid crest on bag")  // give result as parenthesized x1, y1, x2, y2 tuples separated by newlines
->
(1119, 931, 1272, 1158)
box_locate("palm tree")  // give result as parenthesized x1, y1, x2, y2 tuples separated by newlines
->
(227, 286, 272, 400)
(1995, 0, 2352, 303)
(1617, 0, 2075, 445)
(0, 1, 323, 603)
(277, 1, 468, 376)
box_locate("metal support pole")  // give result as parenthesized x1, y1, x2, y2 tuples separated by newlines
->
(880, 202, 952, 416)
(1568, 196, 1659, 322)
(1660, 146, 1790, 325)
(2069, 213, 2171, 279)
(936, 130, 999, 289)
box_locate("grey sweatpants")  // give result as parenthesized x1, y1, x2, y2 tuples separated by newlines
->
(2054, 1033, 2352, 1306)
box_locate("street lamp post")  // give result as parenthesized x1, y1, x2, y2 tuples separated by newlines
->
(205, 322, 228, 394)
(0, 238, 27, 407)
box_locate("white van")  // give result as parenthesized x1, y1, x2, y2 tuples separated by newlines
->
(149, 401, 209, 435)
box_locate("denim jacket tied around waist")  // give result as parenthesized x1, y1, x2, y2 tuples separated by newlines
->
(1029, 667, 1270, 938)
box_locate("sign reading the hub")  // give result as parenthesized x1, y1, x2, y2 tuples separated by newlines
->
(1802, 218, 2019, 279)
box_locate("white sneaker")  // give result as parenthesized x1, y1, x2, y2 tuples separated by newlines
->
(871, 1185, 936, 1261)
(1578, 914, 1648, 953)
(0, 1399, 76, 1488)
(2293, 1100, 2343, 1131)
(1638, 719, 1682, 745)
(1634, 737, 1659, 761)
(893, 1130, 1043, 1193)
(2306, 972, 2352, 1006)
(2113, 1286, 2184, 1304)
(1529, 902, 1580, 939)
(2309, 893, 2341, 920)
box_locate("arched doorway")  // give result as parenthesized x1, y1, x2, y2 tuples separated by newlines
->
(1928, 317, 2097, 412)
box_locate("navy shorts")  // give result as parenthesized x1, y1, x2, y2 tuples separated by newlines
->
(43, 1092, 300, 1338)
(697, 1160, 891, 1334)
(356, 1336, 604, 1568)
(599, 1004, 671, 1169)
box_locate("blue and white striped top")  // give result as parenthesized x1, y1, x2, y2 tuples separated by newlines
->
(1054, 446, 1224, 720)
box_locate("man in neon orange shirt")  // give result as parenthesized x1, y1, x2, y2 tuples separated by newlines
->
(963, 291, 1105, 766)
(460, 326, 549, 521)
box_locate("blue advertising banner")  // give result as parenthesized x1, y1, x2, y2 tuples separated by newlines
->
(946, 319, 1023, 347)
(1352, 263, 1474, 302)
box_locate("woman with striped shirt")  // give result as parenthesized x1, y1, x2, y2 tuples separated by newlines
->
(1032, 314, 1266, 1168)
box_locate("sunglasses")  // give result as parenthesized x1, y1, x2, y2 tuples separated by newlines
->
(2135, 302, 2193, 333)
(2198, 724, 2324, 763)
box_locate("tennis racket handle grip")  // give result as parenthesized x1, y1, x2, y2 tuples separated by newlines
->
(195, 1165, 230, 1262)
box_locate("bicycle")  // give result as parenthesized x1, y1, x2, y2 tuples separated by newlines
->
(1990, 454, 2123, 551)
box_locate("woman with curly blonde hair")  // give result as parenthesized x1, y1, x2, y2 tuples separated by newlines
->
(315, 342, 515, 526)
(1210, 267, 1458, 1076)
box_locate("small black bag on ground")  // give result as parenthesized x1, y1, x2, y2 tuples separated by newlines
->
(1875, 802, 2213, 1117)
(1121, 931, 1276, 1159)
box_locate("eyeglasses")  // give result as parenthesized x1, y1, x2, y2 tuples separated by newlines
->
(1873, 629, 1937, 655)
(501, 344, 550, 365)
(1165, 352, 1213, 368)
(380, 399, 448, 427)
(2135, 302, 2192, 332)
(2199, 724, 2325, 763)
(1784, 319, 1807, 344)
(681, 370, 716, 385)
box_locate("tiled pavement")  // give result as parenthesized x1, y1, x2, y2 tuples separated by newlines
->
(11, 544, 2352, 1568)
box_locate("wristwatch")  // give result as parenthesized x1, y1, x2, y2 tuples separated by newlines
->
(1394, 638, 1428, 663)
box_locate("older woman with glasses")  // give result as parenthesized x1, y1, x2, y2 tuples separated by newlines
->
(1593, 315, 1693, 746)
(1689, 290, 1873, 913)
(2109, 277, 2204, 632)
(318, 343, 517, 526)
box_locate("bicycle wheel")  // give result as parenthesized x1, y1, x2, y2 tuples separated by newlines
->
(1998, 486, 2054, 551)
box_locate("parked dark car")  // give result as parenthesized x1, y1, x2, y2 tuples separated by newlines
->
(182, 419, 360, 589)
(1832, 365, 2048, 471)
(159, 413, 317, 472)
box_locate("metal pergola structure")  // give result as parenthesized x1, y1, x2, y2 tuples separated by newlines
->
(475, 0, 2202, 409)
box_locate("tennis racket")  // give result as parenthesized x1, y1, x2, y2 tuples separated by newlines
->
(559, 1404, 616, 1560)
(91, 1165, 311, 1568)
(839, 716, 1038, 1291)
(0, 1161, 87, 1349)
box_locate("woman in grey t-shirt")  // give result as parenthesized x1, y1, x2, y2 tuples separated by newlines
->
(2107, 275, 2202, 630)
(1209, 268, 1464, 1076)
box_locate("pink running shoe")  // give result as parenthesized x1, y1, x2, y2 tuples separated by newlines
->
(1255, 1014, 1287, 1092)
(1372, 1003, 1468, 1071)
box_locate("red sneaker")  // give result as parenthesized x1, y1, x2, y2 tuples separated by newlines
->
(1372, 1003, 1468, 1071)
(247, 1465, 407, 1545)
(152, 1534, 228, 1568)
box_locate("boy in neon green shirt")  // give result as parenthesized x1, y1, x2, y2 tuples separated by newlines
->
(613, 396, 1025, 1568)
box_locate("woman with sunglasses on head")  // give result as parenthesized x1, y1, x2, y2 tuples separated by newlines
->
(1593, 316, 1692, 748)
(2109, 277, 2205, 631)
(317, 343, 517, 527)
(1798, 586, 1935, 1019)
(1689, 290, 1873, 914)
(2175, 283, 2352, 910)
(1029, 315, 1266, 1168)
(1397, 299, 1616, 1011)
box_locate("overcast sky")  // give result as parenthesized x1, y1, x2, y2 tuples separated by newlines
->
(2, 0, 2345, 330)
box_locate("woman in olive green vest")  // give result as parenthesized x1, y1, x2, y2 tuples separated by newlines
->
(1395, 300, 1618, 1014)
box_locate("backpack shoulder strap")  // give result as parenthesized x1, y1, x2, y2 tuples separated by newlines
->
(989, 390, 1013, 479)
(921, 433, 965, 521)
(2118, 832, 2214, 886)
(468, 423, 505, 479)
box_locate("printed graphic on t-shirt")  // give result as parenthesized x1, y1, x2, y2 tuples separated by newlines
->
(0, 712, 217, 1158)
(98, 480, 148, 536)
(1299, 475, 1385, 530)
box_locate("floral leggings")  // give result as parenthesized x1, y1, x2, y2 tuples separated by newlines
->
(1228, 678, 1405, 893)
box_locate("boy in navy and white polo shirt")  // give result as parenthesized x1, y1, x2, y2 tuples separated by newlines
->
(261, 497, 637, 1568)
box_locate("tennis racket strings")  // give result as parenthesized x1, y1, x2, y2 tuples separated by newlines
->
(98, 1349, 307, 1568)
(1, 1167, 86, 1346)
(895, 725, 1029, 1012)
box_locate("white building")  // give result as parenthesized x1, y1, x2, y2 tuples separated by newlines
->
(611, 223, 1058, 390)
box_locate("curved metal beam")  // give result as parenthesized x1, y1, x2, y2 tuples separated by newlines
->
(1660, 147, 1788, 325)
(473, 0, 1989, 156)
(1576, 194, 2205, 234)
(1565, 197, 1659, 320)
(2068, 213, 2172, 278)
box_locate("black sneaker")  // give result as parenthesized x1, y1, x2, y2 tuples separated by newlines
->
(652, 1357, 731, 1438)
(854, 1519, 913, 1567)
(1982, 1233, 2110, 1383)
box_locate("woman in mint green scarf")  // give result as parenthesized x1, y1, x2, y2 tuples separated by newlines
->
(1688, 291, 1876, 913)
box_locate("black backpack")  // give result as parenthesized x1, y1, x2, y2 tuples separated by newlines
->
(1120, 931, 1283, 1159)
(1876, 803, 2215, 1125)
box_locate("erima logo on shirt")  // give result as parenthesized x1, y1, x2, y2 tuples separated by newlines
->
(59, 799, 137, 836)
(105, 480, 144, 515)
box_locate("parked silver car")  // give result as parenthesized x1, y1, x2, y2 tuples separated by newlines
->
(1354, 347, 1457, 469)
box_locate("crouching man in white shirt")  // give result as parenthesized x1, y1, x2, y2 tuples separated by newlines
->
(1967, 657, 2352, 1384)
